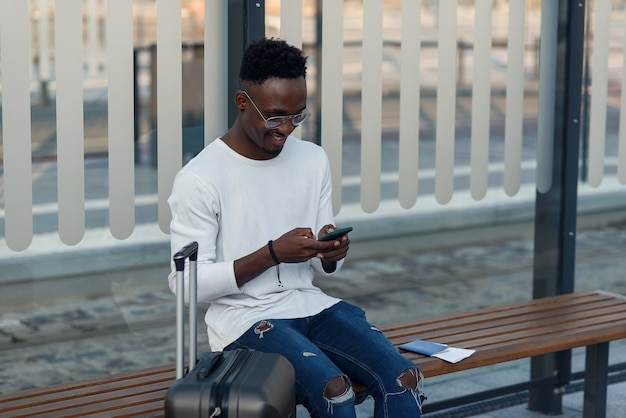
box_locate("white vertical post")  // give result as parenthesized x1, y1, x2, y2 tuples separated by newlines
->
(321, 0, 345, 215)
(619, 10, 626, 185)
(0, 0, 34, 251)
(469, 0, 493, 201)
(38, 0, 51, 104)
(107, 0, 135, 239)
(398, 0, 421, 209)
(157, 0, 183, 233)
(204, 0, 228, 145)
(55, 0, 86, 245)
(587, 0, 611, 187)
(281, 0, 304, 139)
(360, 0, 383, 213)
(435, 0, 457, 205)
(536, 0, 558, 193)
(503, 0, 526, 197)
(280, 0, 302, 47)
(87, 0, 100, 78)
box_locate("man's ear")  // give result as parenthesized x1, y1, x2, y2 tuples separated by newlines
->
(235, 90, 246, 111)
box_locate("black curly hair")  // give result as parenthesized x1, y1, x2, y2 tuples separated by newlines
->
(239, 38, 307, 85)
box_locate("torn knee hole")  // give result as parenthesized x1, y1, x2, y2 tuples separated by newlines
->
(324, 375, 352, 401)
(253, 321, 273, 338)
(398, 368, 420, 390)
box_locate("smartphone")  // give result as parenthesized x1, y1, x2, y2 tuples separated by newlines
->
(318, 226, 353, 241)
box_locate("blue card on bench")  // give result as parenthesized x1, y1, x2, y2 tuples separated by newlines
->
(398, 339, 448, 356)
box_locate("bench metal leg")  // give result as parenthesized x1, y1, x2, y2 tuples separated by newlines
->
(528, 352, 566, 415)
(583, 342, 609, 418)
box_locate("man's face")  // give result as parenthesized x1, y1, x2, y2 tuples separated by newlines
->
(238, 77, 308, 160)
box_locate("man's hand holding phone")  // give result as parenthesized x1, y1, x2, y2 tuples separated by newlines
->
(318, 226, 353, 241)
(316, 225, 352, 272)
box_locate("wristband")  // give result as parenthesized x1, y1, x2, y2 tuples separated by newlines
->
(268, 240, 280, 265)
(268, 240, 283, 287)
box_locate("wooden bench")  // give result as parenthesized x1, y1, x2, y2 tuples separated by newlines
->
(2, 290, 626, 417)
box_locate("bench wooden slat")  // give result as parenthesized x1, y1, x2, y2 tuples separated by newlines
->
(1, 365, 173, 409)
(1, 366, 174, 418)
(0, 364, 173, 405)
(382, 292, 625, 340)
(412, 321, 626, 377)
(2, 378, 172, 412)
(16, 382, 169, 417)
(47, 390, 167, 418)
(1, 290, 625, 417)
(394, 292, 626, 377)
(387, 291, 620, 328)
(393, 306, 626, 349)
(383, 292, 626, 345)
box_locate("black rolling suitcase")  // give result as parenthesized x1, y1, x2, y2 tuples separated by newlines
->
(164, 242, 297, 418)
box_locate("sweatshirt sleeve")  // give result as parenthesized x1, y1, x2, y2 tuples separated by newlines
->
(167, 169, 241, 304)
(310, 149, 345, 277)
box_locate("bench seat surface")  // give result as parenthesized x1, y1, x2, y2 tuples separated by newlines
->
(2, 290, 625, 417)
(388, 290, 626, 377)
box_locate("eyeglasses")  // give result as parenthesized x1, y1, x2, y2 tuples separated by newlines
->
(240, 90, 310, 129)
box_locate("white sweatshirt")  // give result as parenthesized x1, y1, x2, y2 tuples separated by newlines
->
(167, 137, 343, 350)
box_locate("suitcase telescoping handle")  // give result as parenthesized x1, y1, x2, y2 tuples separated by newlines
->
(173, 241, 199, 379)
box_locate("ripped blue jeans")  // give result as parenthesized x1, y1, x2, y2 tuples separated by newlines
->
(224, 301, 425, 418)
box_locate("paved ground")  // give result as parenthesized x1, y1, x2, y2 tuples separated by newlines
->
(1, 218, 626, 417)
